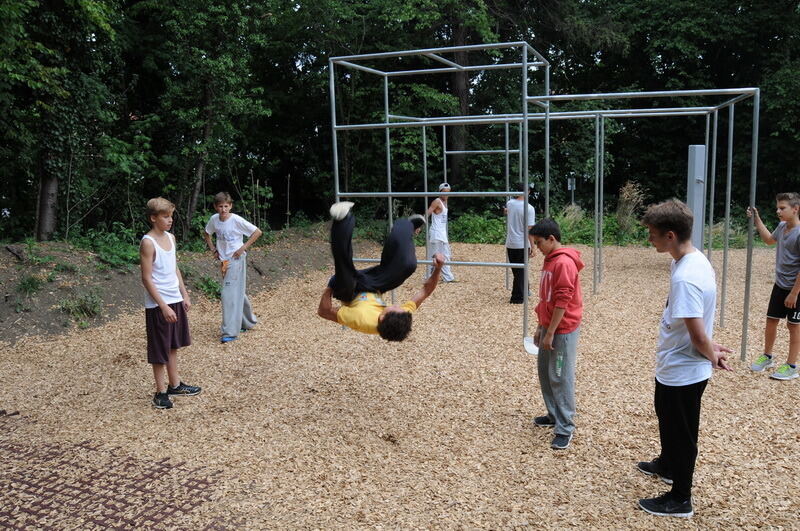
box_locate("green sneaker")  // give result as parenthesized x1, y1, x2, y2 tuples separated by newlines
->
(770, 363, 799, 381)
(750, 354, 775, 372)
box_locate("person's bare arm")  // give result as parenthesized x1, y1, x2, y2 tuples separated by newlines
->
(317, 287, 340, 322)
(203, 231, 219, 260)
(747, 207, 776, 245)
(785, 272, 800, 309)
(685, 317, 733, 371)
(411, 253, 445, 308)
(426, 198, 443, 217)
(233, 228, 263, 259)
(140, 239, 177, 322)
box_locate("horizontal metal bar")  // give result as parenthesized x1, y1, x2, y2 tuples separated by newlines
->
(336, 117, 524, 130)
(338, 191, 522, 198)
(445, 149, 520, 154)
(331, 41, 529, 62)
(528, 88, 758, 102)
(714, 93, 752, 110)
(354, 258, 526, 268)
(386, 62, 541, 77)
(335, 60, 386, 76)
(424, 53, 463, 69)
(388, 114, 425, 122)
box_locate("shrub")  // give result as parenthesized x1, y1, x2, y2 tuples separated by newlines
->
(17, 274, 42, 297)
(60, 290, 103, 321)
(616, 181, 646, 237)
(196, 275, 221, 300)
(449, 213, 506, 244)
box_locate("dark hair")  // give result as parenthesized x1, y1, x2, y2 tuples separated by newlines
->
(529, 218, 561, 242)
(214, 191, 233, 205)
(641, 199, 693, 242)
(377, 311, 412, 341)
(776, 192, 800, 208)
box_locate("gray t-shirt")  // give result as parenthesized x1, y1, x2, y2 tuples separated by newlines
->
(771, 222, 800, 290)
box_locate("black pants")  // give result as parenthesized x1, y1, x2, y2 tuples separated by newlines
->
(654, 378, 708, 501)
(328, 213, 417, 303)
(507, 247, 526, 303)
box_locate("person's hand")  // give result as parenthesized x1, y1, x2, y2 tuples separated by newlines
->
(712, 343, 734, 371)
(232, 248, 245, 259)
(785, 291, 799, 309)
(542, 330, 555, 351)
(161, 305, 177, 323)
(432, 252, 446, 268)
(533, 326, 542, 347)
(746, 206, 759, 220)
(183, 298, 191, 312)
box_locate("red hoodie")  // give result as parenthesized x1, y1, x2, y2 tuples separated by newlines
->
(535, 247, 584, 334)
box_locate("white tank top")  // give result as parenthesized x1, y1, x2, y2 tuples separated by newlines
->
(141, 233, 183, 309)
(429, 200, 448, 243)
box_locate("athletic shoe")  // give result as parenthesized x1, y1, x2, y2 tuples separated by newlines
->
(408, 214, 426, 231)
(770, 363, 799, 380)
(637, 458, 673, 485)
(167, 382, 202, 396)
(638, 493, 693, 518)
(750, 353, 775, 372)
(533, 415, 555, 428)
(551, 433, 573, 450)
(221, 336, 237, 343)
(329, 201, 354, 221)
(152, 392, 173, 409)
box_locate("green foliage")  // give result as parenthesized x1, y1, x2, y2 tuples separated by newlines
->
(196, 275, 222, 300)
(449, 213, 506, 244)
(59, 290, 103, 323)
(54, 262, 78, 273)
(17, 274, 42, 297)
(71, 222, 140, 269)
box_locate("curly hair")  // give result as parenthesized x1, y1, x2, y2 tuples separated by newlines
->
(377, 311, 413, 342)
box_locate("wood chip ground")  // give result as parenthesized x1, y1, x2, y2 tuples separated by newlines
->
(1, 243, 798, 528)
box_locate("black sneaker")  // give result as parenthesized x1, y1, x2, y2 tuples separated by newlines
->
(551, 432, 573, 450)
(533, 415, 555, 427)
(153, 392, 173, 409)
(638, 493, 693, 518)
(637, 458, 673, 485)
(167, 382, 202, 396)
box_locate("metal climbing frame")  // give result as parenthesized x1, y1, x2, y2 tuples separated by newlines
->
(329, 43, 760, 360)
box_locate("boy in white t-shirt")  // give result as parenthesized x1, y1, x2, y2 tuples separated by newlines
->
(636, 199, 732, 518)
(203, 192, 263, 342)
(505, 182, 536, 303)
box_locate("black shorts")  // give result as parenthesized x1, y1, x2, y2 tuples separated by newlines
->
(766, 284, 800, 324)
(145, 302, 192, 364)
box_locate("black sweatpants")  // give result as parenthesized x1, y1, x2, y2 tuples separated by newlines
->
(507, 247, 526, 303)
(328, 213, 417, 303)
(654, 378, 708, 501)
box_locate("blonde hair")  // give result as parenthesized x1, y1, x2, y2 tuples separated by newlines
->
(146, 197, 175, 224)
(214, 191, 233, 205)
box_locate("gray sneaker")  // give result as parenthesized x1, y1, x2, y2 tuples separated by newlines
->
(551, 432, 573, 450)
(329, 201, 354, 221)
(750, 354, 775, 372)
(770, 363, 799, 381)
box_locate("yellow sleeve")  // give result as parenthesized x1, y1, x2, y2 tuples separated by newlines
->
(401, 301, 417, 313)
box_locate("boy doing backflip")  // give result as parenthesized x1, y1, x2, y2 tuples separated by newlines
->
(637, 199, 732, 518)
(317, 202, 445, 341)
(529, 219, 584, 450)
(203, 192, 263, 343)
(140, 198, 201, 409)
(747, 192, 800, 380)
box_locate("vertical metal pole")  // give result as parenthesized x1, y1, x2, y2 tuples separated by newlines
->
(329, 60, 341, 201)
(720, 104, 734, 327)
(443, 126, 448, 183)
(593, 114, 600, 295)
(544, 64, 551, 217)
(702, 114, 710, 250)
(521, 46, 530, 341)
(741, 91, 760, 361)
(505, 122, 511, 290)
(423, 126, 430, 266)
(599, 116, 605, 283)
(384, 75, 395, 304)
(707, 110, 719, 260)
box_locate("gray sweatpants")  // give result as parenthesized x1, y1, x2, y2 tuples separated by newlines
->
(221, 255, 257, 338)
(537, 327, 580, 436)
(425, 240, 455, 281)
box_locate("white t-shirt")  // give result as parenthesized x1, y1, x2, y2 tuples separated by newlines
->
(205, 213, 258, 260)
(505, 198, 536, 249)
(655, 250, 715, 386)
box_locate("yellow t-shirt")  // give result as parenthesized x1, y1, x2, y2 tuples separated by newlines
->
(336, 292, 417, 334)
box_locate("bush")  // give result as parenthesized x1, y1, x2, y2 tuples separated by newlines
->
(196, 275, 221, 300)
(71, 222, 140, 269)
(60, 290, 103, 321)
(17, 274, 42, 297)
(449, 213, 506, 244)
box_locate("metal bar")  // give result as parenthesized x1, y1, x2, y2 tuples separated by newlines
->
(505, 122, 510, 291)
(424, 52, 464, 69)
(720, 104, 734, 327)
(524, 42, 550, 65)
(528, 88, 759, 102)
(594, 114, 600, 295)
(335, 60, 386, 76)
(354, 258, 529, 268)
(714, 93, 753, 111)
(388, 114, 425, 121)
(337, 191, 527, 198)
(599, 116, 605, 283)
(544, 63, 551, 217)
(423, 126, 430, 269)
(522, 45, 531, 340)
(707, 110, 719, 259)
(329, 60, 341, 202)
(331, 41, 530, 62)
(445, 149, 521, 155)
(741, 90, 760, 361)
(384, 75, 393, 228)
(387, 62, 541, 77)
(418, 107, 716, 122)
(443, 126, 448, 183)
(703, 113, 710, 250)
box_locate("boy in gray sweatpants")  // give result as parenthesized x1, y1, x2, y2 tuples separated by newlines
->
(529, 218, 584, 450)
(203, 192, 263, 343)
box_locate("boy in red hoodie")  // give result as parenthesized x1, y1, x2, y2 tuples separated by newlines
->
(529, 218, 584, 450)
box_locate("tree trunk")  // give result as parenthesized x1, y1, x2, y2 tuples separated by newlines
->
(450, 21, 469, 186)
(186, 88, 214, 229)
(35, 152, 58, 241)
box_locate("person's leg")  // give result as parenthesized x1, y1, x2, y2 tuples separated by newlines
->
(764, 317, 779, 355)
(329, 212, 358, 302)
(360, 218, 417, 293)
(221, 257, 246, 338)
(653, 380, 673, 475)
(166, 349, 180, 388)
(152, 364, 167, 393)
(441, 241, 455, 281)
(548, 329, 578, 436)
(507, 247, 524, 303)
(426, 240, 444, 279)
(240, 255, 257, 330)
(537, 334, 557, 421)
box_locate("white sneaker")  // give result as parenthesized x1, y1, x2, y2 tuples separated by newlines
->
(329, 201, 354, 220)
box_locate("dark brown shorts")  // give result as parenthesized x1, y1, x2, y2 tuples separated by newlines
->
(145, 302, 192, 364)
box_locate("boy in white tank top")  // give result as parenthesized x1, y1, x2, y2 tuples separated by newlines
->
(140, 197, 201, 409)
(425, 182, 455, 282)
